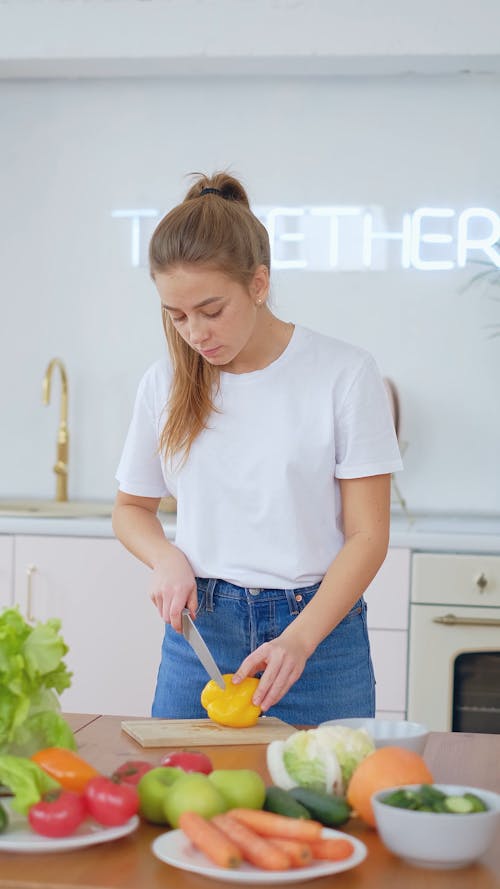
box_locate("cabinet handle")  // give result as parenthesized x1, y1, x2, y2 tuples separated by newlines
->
(26, 564, 37, 622)
(433, 613, 500, 627)
(475, 572, 488, 591)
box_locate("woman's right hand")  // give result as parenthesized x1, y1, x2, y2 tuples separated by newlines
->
(149, 545, 197, 632)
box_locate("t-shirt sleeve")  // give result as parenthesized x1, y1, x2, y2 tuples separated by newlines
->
(115, 368, 170, 498)
(334, 354, 404, 479)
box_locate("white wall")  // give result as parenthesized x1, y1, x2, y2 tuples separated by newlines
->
(2, 1, 500, 76)
(1, 73, 499, 513)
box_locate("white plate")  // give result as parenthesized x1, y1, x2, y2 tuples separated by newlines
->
(0, 800, 139, 853)
(152, 826, 367, 884)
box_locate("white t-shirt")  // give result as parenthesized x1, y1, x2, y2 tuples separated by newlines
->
(116, 325, 403, 588)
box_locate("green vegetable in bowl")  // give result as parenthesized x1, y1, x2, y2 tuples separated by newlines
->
(0, 607, 76, 757)
(380, 788, 422, 810)
(382, 784, 489, 814)
(462, 792, 490, 813)
(444, 793, 488, 814)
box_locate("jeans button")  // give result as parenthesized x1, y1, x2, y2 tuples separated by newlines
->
(248, 588, 261, 596)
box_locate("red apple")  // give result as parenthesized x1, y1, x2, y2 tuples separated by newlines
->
(112, 760, 153, 785)
(160, 751, 213, 774)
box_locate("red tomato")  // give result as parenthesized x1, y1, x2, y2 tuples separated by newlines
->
(83, 776, 139, 826)
(159, 751, 213, 774)
(111, 760, 153, 785)
(28, 790, 87, 838)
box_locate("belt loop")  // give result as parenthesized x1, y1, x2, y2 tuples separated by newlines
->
(285, 588, 299, 615)
(205, 578, 217, 612)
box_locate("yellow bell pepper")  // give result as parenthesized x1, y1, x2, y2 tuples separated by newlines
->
(200, 673, 262, 727)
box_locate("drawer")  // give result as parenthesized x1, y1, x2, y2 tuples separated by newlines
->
(411, 553, 500, 607)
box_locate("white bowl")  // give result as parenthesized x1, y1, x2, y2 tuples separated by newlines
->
(372, 784, 500, 869)
(319, 718, 429, 754)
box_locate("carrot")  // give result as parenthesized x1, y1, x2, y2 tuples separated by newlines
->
(269, 837, 313, 868)
(178, 811, 242, 869)
(229, 807, 323, 842)
(308, 837, 355, 861)
(212, 813, 292, 871)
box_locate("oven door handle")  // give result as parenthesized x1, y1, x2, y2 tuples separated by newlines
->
(433, 613, 500, 627)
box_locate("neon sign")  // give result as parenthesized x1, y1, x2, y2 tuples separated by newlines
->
(111, 206, 500, 271)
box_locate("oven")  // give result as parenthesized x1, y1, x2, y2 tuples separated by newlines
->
(407, 553, 500, 733)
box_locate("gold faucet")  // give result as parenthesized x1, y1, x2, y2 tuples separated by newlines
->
(42, 358, 69, 502)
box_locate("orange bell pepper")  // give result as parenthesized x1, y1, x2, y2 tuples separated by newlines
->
(31, 747, 100, 793)
(201, 674, 261, 728)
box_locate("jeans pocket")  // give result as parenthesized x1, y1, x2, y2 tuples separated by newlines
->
(195, 580, 207, 616)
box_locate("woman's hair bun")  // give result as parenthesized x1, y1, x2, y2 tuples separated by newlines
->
(149, 167, 270, 284)
(184, 171, 251, 209)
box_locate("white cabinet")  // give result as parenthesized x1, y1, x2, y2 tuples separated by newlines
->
(364, 548, 411, 719)
(0, 535, 14, 608)
(13, 536, 164, 717)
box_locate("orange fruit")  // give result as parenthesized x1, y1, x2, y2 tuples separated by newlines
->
(346, 746, 433, 827)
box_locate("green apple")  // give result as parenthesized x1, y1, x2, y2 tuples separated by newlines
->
(208, 768, 266, 810)
(163, 771, 228, 827)
(137, 766, 184, 824)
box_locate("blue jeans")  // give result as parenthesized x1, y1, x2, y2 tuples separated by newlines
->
(151, 578, 376, 725)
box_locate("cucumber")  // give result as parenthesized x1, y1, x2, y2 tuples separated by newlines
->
(463, 792, 488, 813)
(383, 789, 420, 810)
(264, 787, 311, 819)
(443, 795, 476, 814)
(380, 785, 490, 815)
(419, 784, 447, 806)
(289, 787, 351, 827)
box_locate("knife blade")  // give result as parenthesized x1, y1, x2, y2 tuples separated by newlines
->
(181, 609, 226, 689)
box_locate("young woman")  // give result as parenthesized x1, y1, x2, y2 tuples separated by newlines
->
(112, 172, 403, 725)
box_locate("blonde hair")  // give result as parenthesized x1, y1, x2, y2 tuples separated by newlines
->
(149, 171, 271, 462)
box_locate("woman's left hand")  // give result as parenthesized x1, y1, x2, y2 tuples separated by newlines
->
(231, 635, 309, 712)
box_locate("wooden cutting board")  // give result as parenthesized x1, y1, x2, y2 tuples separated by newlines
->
(121, 717, 296, 747)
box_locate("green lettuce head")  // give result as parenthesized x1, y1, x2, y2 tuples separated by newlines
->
(0, 607, 76, 756)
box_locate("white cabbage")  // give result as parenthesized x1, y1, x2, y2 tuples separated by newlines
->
(267, 730, 343, 795)
(313, 726, 375, 786)
(266, 725, 374, 796)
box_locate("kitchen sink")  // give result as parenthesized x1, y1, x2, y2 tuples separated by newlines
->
(0, 499, 115, 518)
(0, 496, 177, 518)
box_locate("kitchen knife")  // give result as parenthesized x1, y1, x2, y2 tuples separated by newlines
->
(181, 608, 226, 689)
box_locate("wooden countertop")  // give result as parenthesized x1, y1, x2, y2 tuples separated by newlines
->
(1, 716, 499, 888)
